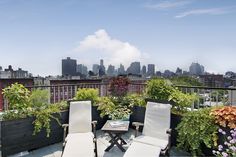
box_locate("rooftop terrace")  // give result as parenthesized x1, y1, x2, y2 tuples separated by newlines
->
(8, 130, 190, 157)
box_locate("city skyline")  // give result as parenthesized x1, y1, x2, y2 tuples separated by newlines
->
(0, 0, 236, 76)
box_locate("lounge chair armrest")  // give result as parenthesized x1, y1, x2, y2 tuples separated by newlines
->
(132, 122, 144, 127)
(92, 121, 97, 138)
(62, 124, 69, 142)
(132, 122, 144, 137)
(166, 128, 172, 134)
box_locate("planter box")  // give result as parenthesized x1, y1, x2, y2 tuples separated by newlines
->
(0, 110, 69, 157)
(130, 106, 146, 131)
(92, 106, 108, 130)
(170, 113, 182, 146)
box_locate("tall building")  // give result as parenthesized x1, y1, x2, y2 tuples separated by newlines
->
(92, 64, 100, 75)
(62, 57, 77, 76)
(118, 64, 125, 75)
(77, 64, 88, 76)
(107, 65, 115, 76)
(127, 62, 140, 75)
(147, 64, 155, 76)
(99, 59, 106, 76)
(189, 62, 204, 76)
(141, 65, 146, 76)
(176, 67, 183, 76)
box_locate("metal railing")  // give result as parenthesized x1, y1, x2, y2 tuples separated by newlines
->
(2, 82, 236, 111)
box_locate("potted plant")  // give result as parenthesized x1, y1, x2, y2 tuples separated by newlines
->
(97, 76, 133, 120)
(73, 88, 107, 129)
(0, 83, 68, 157)
(176, 107, 219, 157)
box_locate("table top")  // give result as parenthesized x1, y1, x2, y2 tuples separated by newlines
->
(101, 120, 129, 132)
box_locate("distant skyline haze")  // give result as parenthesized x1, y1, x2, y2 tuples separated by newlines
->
(0, 0, 236, 76)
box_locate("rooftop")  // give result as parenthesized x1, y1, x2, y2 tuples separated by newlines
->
(8, 130, 190, 157)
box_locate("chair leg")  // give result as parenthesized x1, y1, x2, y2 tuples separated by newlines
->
(94, 139, 98, 157)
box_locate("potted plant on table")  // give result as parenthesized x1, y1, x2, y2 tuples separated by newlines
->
(98, 76, 133, 120)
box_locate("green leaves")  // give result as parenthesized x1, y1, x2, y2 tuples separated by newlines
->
(2, 83, 30, 110)
(176, 108, 219, 156)
(74, 88, 99, 106)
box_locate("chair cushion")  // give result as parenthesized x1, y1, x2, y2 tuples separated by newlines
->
(124, 141, 161, 157)
(63, 132, 94, 157)
(133, 135, 168, 150)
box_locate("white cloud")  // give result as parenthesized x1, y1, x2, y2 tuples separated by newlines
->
(175, 7, 231, 18)
(74, 29, 148, 68)
(145, 0, 192, 10)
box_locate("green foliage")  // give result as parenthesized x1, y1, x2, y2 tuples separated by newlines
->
(146, 78, 196, 115)
(170, 76, 203, 86)
(32, 104, 61, 137)
(124, 94, 146, 107)
(29, 89, 49, 108)
(2, 84, 65, 137)
(97, 97, 132, 120)
(2, 83, 30, 110)
(169, 89, 197, 115)
(176, 108, 219, 156)
(146, 78, 173, 101)
(74, 88, 99, 106)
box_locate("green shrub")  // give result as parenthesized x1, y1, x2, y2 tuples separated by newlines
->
(74, 88, 99, 106)
(176, 108, 219, 156)
(29, 89, 49, 108)
(146, 78, 196, 115)
(2, 83, 30, 110)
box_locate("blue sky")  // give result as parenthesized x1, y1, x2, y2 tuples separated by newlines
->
(0, 0, 236, 76)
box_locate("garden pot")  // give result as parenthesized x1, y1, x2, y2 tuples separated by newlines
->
(130, 106, 146, 131)
(0, 110, 69, 157)
(170, 113, 182, 146)
(92, 106, 108, 130)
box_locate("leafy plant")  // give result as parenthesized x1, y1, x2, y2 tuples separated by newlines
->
(97, 96, 132, 120)
(146, 78, 173, 101)
(124, 94, 146, 107)
(213, 128, 236, 157)
(109, 76, 130, 97)
(2, 84, 64, 137)
(74, 88, 99, 106)
(210, 106, 236, 129)
(146, 78, 196, 115)
(176, 108, 219, 156)
(32, 104, 61, 137)
(2, 83, 30, 110)
(29, 89, 49, 108)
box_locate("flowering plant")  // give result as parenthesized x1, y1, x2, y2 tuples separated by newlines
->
(213, 128, 236, 157)
(210, 106, 236, 128)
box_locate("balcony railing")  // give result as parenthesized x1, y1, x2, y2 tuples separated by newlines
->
(2, 83, 236, 111)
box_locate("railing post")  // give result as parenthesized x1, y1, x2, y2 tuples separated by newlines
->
(191, 88, 194, 111)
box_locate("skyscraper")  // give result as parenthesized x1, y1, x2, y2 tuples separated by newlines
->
(62, 57, 77, 76)
(147, 64, 155, 76)
(142, 65, 146, 75)
(107, 64, 115, 76)
(189, 63, 204, 76)
(127, 62, 140, 75)
(77, 64, 88, 76)
(99, 59, 106, 76)
(118, 64, 125, 75)
(92, 64, 100, 75)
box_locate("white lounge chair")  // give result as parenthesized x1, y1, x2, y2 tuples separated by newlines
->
(124, 101, 171, 157)
(62, 100, 97, 157)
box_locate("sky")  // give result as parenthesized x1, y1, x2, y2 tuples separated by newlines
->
(0, 0, 236, 76)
